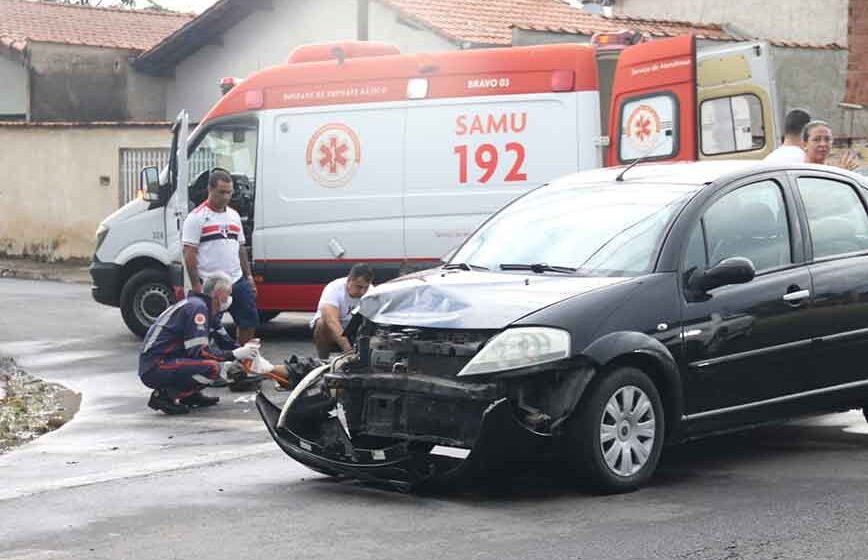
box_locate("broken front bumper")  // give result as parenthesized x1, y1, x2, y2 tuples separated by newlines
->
(256, 364, 546, 490)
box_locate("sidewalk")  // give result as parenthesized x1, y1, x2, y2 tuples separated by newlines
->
(0, 256, 90, 284)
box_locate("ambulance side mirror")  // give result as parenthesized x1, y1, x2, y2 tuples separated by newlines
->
(140, 166, 161, 202)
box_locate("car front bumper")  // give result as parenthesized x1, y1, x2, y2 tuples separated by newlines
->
(89, 257, 121, 307)
(256, 367, 547, 490)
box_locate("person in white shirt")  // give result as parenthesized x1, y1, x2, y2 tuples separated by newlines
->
(764, 108, 811, 164)
(182, 169, 259, 345)
(310, 264, 374, 359)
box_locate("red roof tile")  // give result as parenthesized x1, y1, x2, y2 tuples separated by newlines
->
(376, 0, 735, 46)
(376, 0, 844, 49)
(0, 0, 193, 53)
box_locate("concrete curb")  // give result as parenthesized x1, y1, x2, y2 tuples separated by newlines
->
(0, 259, 90, 284)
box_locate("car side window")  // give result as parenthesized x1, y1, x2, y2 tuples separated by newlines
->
(797, 177, 868, 259)
(682, 221, 708, 277)
(685, 180, 791, 274)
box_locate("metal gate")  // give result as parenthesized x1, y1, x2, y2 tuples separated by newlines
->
(119, 148, 170, 206)
(119, 148, 219, 206)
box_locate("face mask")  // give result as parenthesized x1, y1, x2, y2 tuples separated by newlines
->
(219, 295, 233, 312)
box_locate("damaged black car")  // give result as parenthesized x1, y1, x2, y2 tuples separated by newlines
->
(258, 161, 868, 493)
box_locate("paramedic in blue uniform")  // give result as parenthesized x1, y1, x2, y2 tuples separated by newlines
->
(182, 168, 259, 345)
(138, 272, 260, 414)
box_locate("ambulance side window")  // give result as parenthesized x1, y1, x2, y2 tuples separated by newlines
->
(618, 93, 678, 163)
(186, 121, 259, 207)
(188, 123, 259, 182)
(700, 94, 765, 155)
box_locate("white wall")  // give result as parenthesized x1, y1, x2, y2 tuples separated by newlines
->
(0, 125, 171, 260)
(368, 0, 456, 53)
(0, 55, 28, 118)
(165, 0, 457, 121)
(617, 0, 848, 46)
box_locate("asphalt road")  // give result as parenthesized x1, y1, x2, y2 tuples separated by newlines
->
(2, 278, 868, 560)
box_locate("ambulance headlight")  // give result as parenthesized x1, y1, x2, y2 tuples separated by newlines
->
(95, 224, 110, 251)
(457, 327, 571, 377)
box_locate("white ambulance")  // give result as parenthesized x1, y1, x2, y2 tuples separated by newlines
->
(90, 34, 779, 336)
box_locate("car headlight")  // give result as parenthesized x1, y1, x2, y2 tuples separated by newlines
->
(95, 224, 109, 252)
(457, 327, 571, 377)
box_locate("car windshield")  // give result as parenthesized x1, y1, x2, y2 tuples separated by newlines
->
(450, 181, 699, 277)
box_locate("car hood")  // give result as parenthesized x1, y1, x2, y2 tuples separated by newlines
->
(358, 269, 629, 329)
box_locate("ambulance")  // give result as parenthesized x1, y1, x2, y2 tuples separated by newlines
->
(89, 33, 780, 336)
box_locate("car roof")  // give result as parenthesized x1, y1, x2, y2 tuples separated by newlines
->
(556, 160, 863, 187)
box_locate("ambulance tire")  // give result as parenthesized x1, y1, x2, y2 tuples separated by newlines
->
(258, 311, 280, 323)
(121, 269, 175, 338)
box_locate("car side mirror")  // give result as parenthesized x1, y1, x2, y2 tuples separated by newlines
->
(687, 257, 756, 297)
(140, 166, 161, 202)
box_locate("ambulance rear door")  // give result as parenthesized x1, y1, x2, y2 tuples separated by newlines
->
(256, 105, 405, 311)
(695, 41, 779, 160)
(608, 35, 697, 166)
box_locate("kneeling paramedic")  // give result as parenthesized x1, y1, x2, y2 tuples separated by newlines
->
(138, 272, 261, 414)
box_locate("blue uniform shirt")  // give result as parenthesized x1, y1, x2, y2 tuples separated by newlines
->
(139, 291, 238, 375)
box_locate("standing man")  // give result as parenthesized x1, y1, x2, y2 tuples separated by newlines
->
(310, 264, 374, 359)
(182, 169, 259, 344)
(138, 272, 261, 414)
(765, 109, 811, 163)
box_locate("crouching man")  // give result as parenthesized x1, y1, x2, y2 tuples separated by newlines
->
(311, 263, 373, 360)
(138, 272, 260, 414)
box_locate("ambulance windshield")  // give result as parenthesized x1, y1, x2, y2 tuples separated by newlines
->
(450, 182, 699, 277)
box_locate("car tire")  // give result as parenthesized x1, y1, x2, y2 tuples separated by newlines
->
(258, 311, 280, 323)
(565, 366, 665, 494)
(120, 269, 175, 338)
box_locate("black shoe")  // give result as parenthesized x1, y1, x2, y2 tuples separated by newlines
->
(180, 391, 220, 408)
(228, 374, 265, 392)
(284, 355, 322, 386)
(147, 390, 190, 415)
(210, 377, 230, 388)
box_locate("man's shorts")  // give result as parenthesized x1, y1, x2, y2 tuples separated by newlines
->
(228, 277, 258, 328)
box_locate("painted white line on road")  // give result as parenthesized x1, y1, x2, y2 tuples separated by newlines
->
(0, 442, 277, 501)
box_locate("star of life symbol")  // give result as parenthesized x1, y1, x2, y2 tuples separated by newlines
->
(306, 123, 361, 187)
(625, 104, 662, 153)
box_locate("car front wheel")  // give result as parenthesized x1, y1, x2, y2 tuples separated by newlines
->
(565, 366, 664, 494)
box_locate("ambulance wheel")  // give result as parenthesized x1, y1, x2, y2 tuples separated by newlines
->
(121, 269, 175, 338)
(258, 311, 280, 323)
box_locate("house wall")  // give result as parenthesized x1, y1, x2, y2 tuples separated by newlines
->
(513, 29, 865, 140)
(0, 55, 28, 119)
(0, 124, 171, 260)
(368, 1, 456, 52)
(28, 43, 167, 122)
(615, 0, 848, 46)
(770, 46, 868, 138)
(165, 0, 456, 121)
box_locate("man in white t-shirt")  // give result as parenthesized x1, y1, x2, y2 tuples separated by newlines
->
(310, 264, 374, 359)
(182, 169, 259, 346)
(764, 108, 811, 164)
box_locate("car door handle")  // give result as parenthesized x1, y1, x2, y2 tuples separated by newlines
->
(782, 289, 810, 302)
